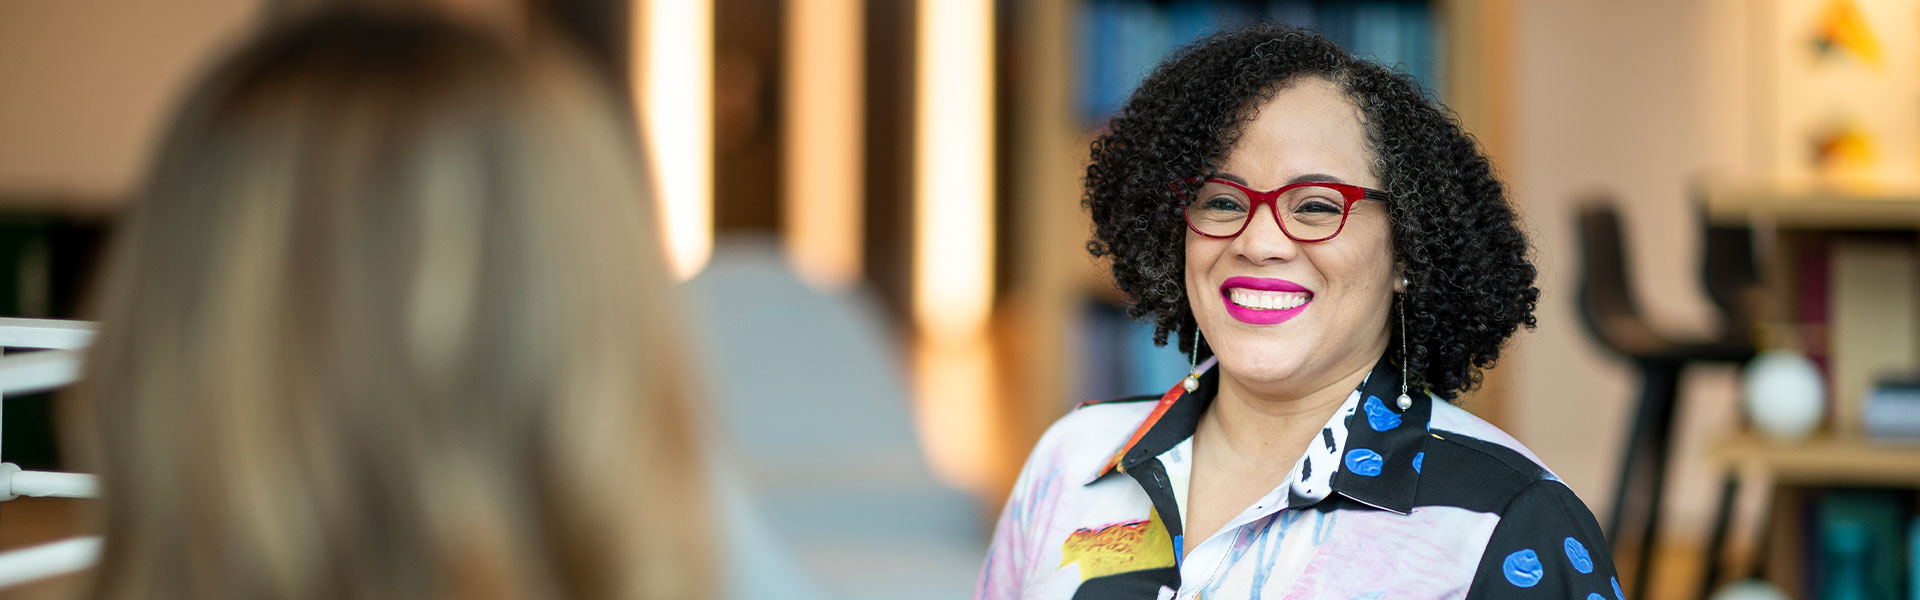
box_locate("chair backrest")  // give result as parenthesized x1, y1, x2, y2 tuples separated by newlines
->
(1695, 188, 1763, 328)
(1576, 200, 1634, 326)
(1574, 198, 1665, 356)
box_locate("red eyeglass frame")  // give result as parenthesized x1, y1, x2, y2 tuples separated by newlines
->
(1182, 177, 1392, 242)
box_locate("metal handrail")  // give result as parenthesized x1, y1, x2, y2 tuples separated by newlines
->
(0, 319, 100, 589)
(0, 318, 94, 351)
(0, 536, 99, 589)
(0, 349, 83, 397)
(0, 464, 96, 501)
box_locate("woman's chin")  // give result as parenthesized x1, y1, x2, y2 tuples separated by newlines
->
(1215, 352, 1310, 389)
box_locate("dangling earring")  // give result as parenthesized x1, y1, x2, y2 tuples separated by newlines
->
(1185, 331, 1205, 392)
(1182, 329, 1220, 394)
(1397, 284, 1414, 410)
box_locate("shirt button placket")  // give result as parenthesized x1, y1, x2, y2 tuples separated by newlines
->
(1178, 529, 1237, 600)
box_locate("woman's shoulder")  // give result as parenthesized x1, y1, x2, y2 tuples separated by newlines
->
(1429, 401, 1621, 599)
(1056, 393, 1166, 434)
(1414, 399, 1575, 514)
(1050, 394, 1164, 443)
(1427, 400, 1554, 477)
(1012, 395, 1166, 480)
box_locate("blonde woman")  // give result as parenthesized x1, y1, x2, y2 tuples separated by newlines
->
(65, 9, 708, 598)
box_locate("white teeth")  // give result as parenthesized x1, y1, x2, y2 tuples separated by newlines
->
(1228, 288, 1309, 311)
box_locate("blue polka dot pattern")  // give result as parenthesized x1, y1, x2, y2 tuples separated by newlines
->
(1413, 452, 1425, 473)
(1612, 577, 1624, 600)
(1363, 395, 1402, 431)
(1344, 448, 1384, 477)
(1589, 594, 1606, 600)
(1502, 549, 1543, 588)
(1563, 536, 1593, 574)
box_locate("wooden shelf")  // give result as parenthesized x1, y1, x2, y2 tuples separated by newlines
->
(1708, 431, 1920, 488)
(1702, 180, 1920, 230)
(1701, 432, 1920, 596)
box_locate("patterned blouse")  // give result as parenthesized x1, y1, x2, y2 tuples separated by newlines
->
(976, 354, 1621, 599)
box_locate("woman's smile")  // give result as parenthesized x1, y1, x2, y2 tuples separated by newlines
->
(1220, 276, 1312, 325)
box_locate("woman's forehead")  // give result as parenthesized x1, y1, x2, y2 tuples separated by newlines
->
(1219, 78, 1374, 188)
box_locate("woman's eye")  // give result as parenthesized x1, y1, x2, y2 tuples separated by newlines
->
(1293, 198, 1343, 214)
(1201, 196, 1247, 212)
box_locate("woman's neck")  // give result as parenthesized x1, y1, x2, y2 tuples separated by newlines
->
(1198, 357, 1378, 465)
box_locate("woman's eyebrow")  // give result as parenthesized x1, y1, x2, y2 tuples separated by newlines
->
(1212, 172, 1250, 185)
(1287, 173, 1348, 185)
(1213, 172, 1353, 187)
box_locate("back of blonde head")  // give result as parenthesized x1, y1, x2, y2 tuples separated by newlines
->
(68, 10, 708, 599)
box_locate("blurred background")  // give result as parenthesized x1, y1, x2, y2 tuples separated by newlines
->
(3, 0, 1920, 598)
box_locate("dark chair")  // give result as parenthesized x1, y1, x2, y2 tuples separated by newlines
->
(1574, 197, 1758, 600)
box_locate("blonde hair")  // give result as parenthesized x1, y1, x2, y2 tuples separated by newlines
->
(67, 10, 708, 599)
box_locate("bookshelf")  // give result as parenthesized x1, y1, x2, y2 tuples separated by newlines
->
(1696, 181, 1920, 599)
(1710, 433, 1920, 488)
(1699, 180, 1920, 437)
(1704, 433, 1920, 599)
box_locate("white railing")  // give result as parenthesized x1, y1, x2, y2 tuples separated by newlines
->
(0, 349, 84, 398)
(0, 318, 99, 588)
(0, 319, 94, 352)
(0, 536, 99, 587)
(0, 464, 96, 501)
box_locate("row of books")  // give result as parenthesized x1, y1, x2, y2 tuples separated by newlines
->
(1075, 0, 1440, 124)
(1865, 375, 1920, 441)
(1806, 234, 1920, 439)
(1795, 489, 1920, 600)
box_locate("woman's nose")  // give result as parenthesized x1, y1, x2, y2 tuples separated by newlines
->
(1233, 203, 1301, 263)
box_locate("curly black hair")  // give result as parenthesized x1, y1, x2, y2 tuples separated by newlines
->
(1084, 24, 1538, 400)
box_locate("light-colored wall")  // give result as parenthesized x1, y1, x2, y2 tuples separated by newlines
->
(1508, 0, 1757, 543)
(0, 0, 259, 207)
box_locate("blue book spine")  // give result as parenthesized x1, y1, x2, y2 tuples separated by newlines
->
(1076, 0, 1117, 122)
(1908, 518, 1918, 600)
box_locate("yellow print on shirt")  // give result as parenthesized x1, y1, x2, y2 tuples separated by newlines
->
(1059, 509, 1176, 580)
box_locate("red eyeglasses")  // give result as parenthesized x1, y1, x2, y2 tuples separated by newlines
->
(1183, 178, 1391, 242)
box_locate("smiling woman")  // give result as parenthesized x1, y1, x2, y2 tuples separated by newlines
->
(978, 26, 1615, 600)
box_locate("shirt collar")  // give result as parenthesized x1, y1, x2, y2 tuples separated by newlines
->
(1085, 353, 1430, 515)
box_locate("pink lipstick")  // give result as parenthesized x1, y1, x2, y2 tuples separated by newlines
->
(1219, 276, 1312, 325)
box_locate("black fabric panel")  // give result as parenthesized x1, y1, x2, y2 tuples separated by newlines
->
(1464, 480, 1621, 600)
(1409, 435, 1541, 514)
(1301, 494, 1369, 514)
(1124, 458, 1187, 543)
(1328, 353, 1428, 514)
(1118, 371, 1216, 473)
(1076, 394, 1163, 410)
(1071, 567, 1180, 600)
(1439, 432, 1555, 481)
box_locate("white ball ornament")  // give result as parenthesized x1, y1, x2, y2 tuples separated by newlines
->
(1740, 350, 1826, 442)
(1707, 579, 1791, 600)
